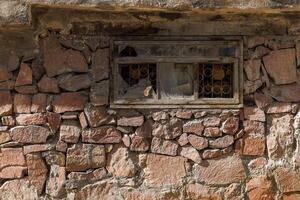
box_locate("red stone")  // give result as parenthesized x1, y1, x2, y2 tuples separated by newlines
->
(117, 115, 144, 127)
(82, 126, 122, 144)
(90, 80, 109, 106)
(221, 117, 239, 135)
(52, 92, 88, 113)
(243, 136, 265, 156)
(151, 137, 178, 156)
(91, 48, 109, 81)
(203, 127, 221, 137)
(144, 154, 187, 187)
(66, 144, 106, 172)
(15, 85, 38, 94)
(194, 155, 246, 185)
(31, 93, 47, 113)
(14, 94, 31, 114)
(274, 167, 300, 193)
(47, 112, 61, 133)
(183, 120, 204, 135)
(188, 134, 208, 150)
(209, 135, 234, 149)
(130, 135, 150, 152)
(0, 91, 12, 116)
(263, 48, 297, 85)
(246, 176, 274, 200)
(10, 125, 51, 144)
(15, 113, 46, 125)
(26, 154, 48, 194)
(15, 63, 32, 86)
(38, 75, 60, 93)
(59, 120, 81, 143)
(84, 104, 115, 127)
(244, 59, 261, 81)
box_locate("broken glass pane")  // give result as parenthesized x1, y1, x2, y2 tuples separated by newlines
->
(118, 63, 157, 99)
(199, 63, 233, 98)
(159, 63, 194, 98)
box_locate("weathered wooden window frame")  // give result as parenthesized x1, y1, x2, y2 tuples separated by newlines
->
(110, 37, 243, 109)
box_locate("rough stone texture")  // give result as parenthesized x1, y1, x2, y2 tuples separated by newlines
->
(52, 92, 88, 113)
(59, 120, 81, 143)
(267, 114, 293, 159)
(176, 110, 193, 119)
(107, 146, 136, 178)
(152, 118, 183, 140)
(82, 126, 122, 144)
(194, 155, 246, 185)
(58, 74, 91, 92)
(203, 127, 222, 137)
(130, 135, 150, 152)
(267, 83, 300, 102)
(0, 148, 26, 179)
(15, 63, 32, 86)
(183, 119, 204, 135)
(0, 132, 11, 144)
(38, 75, 59, 93)
(177, 133, 189, 146)
(23, 144, 53, 154)
(267, 102, 292, 114)
(10, 125, 51, 144)
(46, 165, 66, 198)
(47, 112, 61, 133)
(275, 167, 300, 193)
(0, 179, 39, 200)
(90, 80, 109, 106)
(67, 168, 107, 189)
(188, 134, 208, 150)
(186, 183, 222, 200)
(243, 120, 265, 136)
(84, 104, 115, 127)
(26, 154, 48, 195)
(73, 181, 115, 200)
(244, 106, 266, 122)
(31, 94, 47, 113)
(0, 91, 13, 116)
(42, 35, 88, 77)
(179, 146, 202, 163)
(16, 113, 46, 125)
(151, 137, 178, 156)
(209, 135, 234, 149)
(202, 149, 223, 159)
(14, 94, 31, 114)
(91, 48, 109, 82)
(117, 115, 144, 127)
(246, 176, 274, 200)
(144, 154, 187, 187)
(244, 59, 261, 81)
(203, 116, 221, 127)
(243, 136, 265, 156)
(135, 119, 153, 138)
(66, 144, 106, 172)
(221, 117, 239, 135)
(263, 49, 297, 85)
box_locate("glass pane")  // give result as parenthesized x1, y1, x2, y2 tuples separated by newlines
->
(159, 63, 194, 98)
(199, 63, 233, 98)
(118, 63, 157, 99)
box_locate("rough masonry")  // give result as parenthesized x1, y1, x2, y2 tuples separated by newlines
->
(1, 3, 300, 200)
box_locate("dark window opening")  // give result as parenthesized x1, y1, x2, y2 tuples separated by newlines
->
(118, 63, 157, 98)
(199, 64, 233, 98)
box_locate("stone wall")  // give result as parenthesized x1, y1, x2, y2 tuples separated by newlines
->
(2, 5, 300, 200)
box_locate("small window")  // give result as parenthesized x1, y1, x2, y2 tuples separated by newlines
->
(112, 38, 242, 108)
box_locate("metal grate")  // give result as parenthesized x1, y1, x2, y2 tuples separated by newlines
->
(198, 63, 233, 98)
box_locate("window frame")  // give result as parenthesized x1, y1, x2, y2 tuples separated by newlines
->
(110, 37, 243, 109)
